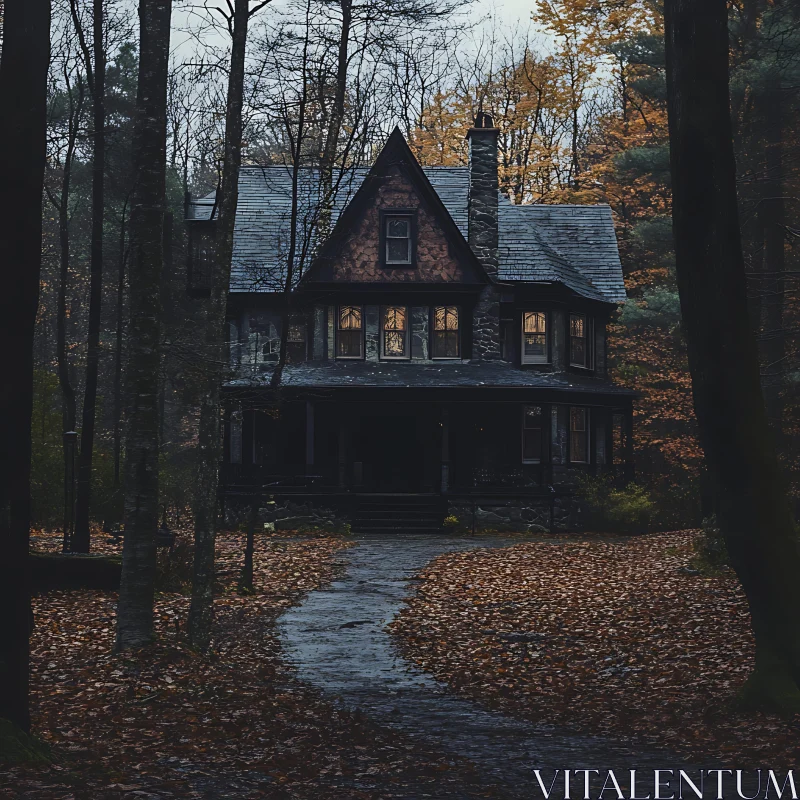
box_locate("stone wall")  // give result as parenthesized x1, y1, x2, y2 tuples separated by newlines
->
(447, 494, 583, 534)
(225, 498, 351, 532)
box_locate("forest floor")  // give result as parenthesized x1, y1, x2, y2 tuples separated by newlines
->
(390, 530, 800, 768)
(3, 529, 497, 800)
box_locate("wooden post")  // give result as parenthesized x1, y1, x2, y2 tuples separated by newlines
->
(440, 406, 450, 494)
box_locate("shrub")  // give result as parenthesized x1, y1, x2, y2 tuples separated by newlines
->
(443, 514, 461, 528)
(576, 474, 656, 534)
(690, 514, 729, 574)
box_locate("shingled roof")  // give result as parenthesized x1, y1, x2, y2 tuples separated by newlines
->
(187, 164, 625, 303)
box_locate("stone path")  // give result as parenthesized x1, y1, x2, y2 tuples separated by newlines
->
(278, 535, 681, 798)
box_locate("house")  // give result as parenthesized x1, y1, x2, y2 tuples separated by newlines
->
(185, 115, 635, 533)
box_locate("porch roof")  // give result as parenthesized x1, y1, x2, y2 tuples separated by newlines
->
(225, 360, 635, 395)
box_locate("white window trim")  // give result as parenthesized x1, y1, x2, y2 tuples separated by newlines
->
(380, 306, 410, 360)
(569, 313, 593, 369)
(521, 311, 549, 365)
(385, 215, 413, 265)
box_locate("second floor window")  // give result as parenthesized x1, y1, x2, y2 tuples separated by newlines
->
(432, 306, 459, 358)
(570, 313, 590, 368)
(385, 215, 413, 265)
(522, 311, 547, 364)
(337, 305, 363, 358)
(382, 306, 409, 358)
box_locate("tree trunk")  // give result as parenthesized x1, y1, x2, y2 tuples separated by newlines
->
(115, 0, 172, 652)
(664, 0, 800, 712)
(187, 0, 250, 651)
(238, 490, 260, 594)
(73, 0, 107, 553)
(317, 0, 352, 235)
(0, 0, 51, 733)
(113, 196, 129, 491)
(758, 85, 785, 435)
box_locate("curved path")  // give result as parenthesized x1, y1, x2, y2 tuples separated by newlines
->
(278, 535, 679, 798)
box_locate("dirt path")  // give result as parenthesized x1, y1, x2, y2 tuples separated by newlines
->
(278, 535, 679, 799)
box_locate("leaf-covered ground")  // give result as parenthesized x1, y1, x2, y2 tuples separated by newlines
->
(4, 530, 496, 799)
(390, 531, 800, 767)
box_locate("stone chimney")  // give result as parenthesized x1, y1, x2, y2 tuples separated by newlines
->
(467, 113, 502, 361)
(466, 112, 499, 277)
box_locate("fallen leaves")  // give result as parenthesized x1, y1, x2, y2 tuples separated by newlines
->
(391, 531, 800, 767)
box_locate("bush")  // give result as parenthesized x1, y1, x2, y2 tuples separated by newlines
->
(576, 474, 656, 534)
(156, 536, 194, 594)
(690, 514, 729, 574)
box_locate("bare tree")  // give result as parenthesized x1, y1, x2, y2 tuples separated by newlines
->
(115, 0, 172, 652)
(665, 0, 800, 711)
(0, 0, 51, 732)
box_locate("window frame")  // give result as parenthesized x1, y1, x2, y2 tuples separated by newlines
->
(380, 305, 410, 360)
(569, 312, 592, 369)
(336, 305, 365, 360)
(522, 405, 545, 464)
(379, 209, 417, 268)
(521, 310, 549, 365)
(569, 406, 591, 464)
(430, 305, 460, 359)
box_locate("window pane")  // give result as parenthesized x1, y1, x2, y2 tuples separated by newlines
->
(570, 407, 588, 463)
(387, 238, 410, 263)
(288, 323, 305, 342)
(570, 314, 585, 338)
(571, 337, 586, 367)
(433, 331, 459, 358)
(383, 306, 407, 331)
(387, 218, 409, 238)
(339, 306, 362, 330)
(524, 334, 547, 358)
(434, 306, 458, 331)
(337, 330, 362, 358)
(384, 331, 406, 356)
(523, 311, 546, 334)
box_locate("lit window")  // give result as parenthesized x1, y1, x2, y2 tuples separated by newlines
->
(570, 313, 590, 368)
(522, 311, 547, 364)
(385, 215, 412, 265)
(522, 406, 543, 463)
(432, 306, 459, 358)
(337, 306, 363, 358)
(382, 306, 409, 358)
(287, 322, 306, 363)
(570, 407, 589, 463)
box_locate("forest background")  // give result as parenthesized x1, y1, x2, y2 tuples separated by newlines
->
(32, 0, 800, 532)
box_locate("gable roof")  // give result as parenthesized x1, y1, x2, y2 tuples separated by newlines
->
(187, 143, 625, 303)
(301, 127, 487, 285)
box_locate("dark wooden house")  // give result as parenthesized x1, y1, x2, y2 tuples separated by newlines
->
(186, 116, 634, 532)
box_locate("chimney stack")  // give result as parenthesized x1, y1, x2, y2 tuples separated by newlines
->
(466, 112, 499, 277)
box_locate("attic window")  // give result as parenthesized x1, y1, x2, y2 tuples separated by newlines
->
(384, 214, 413, 265)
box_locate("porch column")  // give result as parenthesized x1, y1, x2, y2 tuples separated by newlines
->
(440, 407, 450, 494)
(305, 401, 315, 474)
(338, 412, 348, 488)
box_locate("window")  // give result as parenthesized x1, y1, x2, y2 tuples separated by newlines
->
(260, 323, 280, 361)
(287, 322, 306, 363)
(522, 406, 543, 463)
(337, 305, 363, 358)
(382, 306, 409, 359)
(522, 311, 548, 364)
(570, 313, 591, 368)
(570, 407, 590, 463)
(384, 215, 413, 265)
(432, 306, 459, 358)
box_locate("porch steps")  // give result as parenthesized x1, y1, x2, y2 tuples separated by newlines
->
(351, 495, 446, 535)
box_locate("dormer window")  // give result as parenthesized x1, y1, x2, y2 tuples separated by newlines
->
(383, 213, 414, 266)
(382, 306, 409, 359)
(522, 311, 548, 364)
(570, 313, 591, 368)
(337, 305, 363, 359)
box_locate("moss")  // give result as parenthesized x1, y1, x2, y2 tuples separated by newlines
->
(0, 719, 51, 765)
